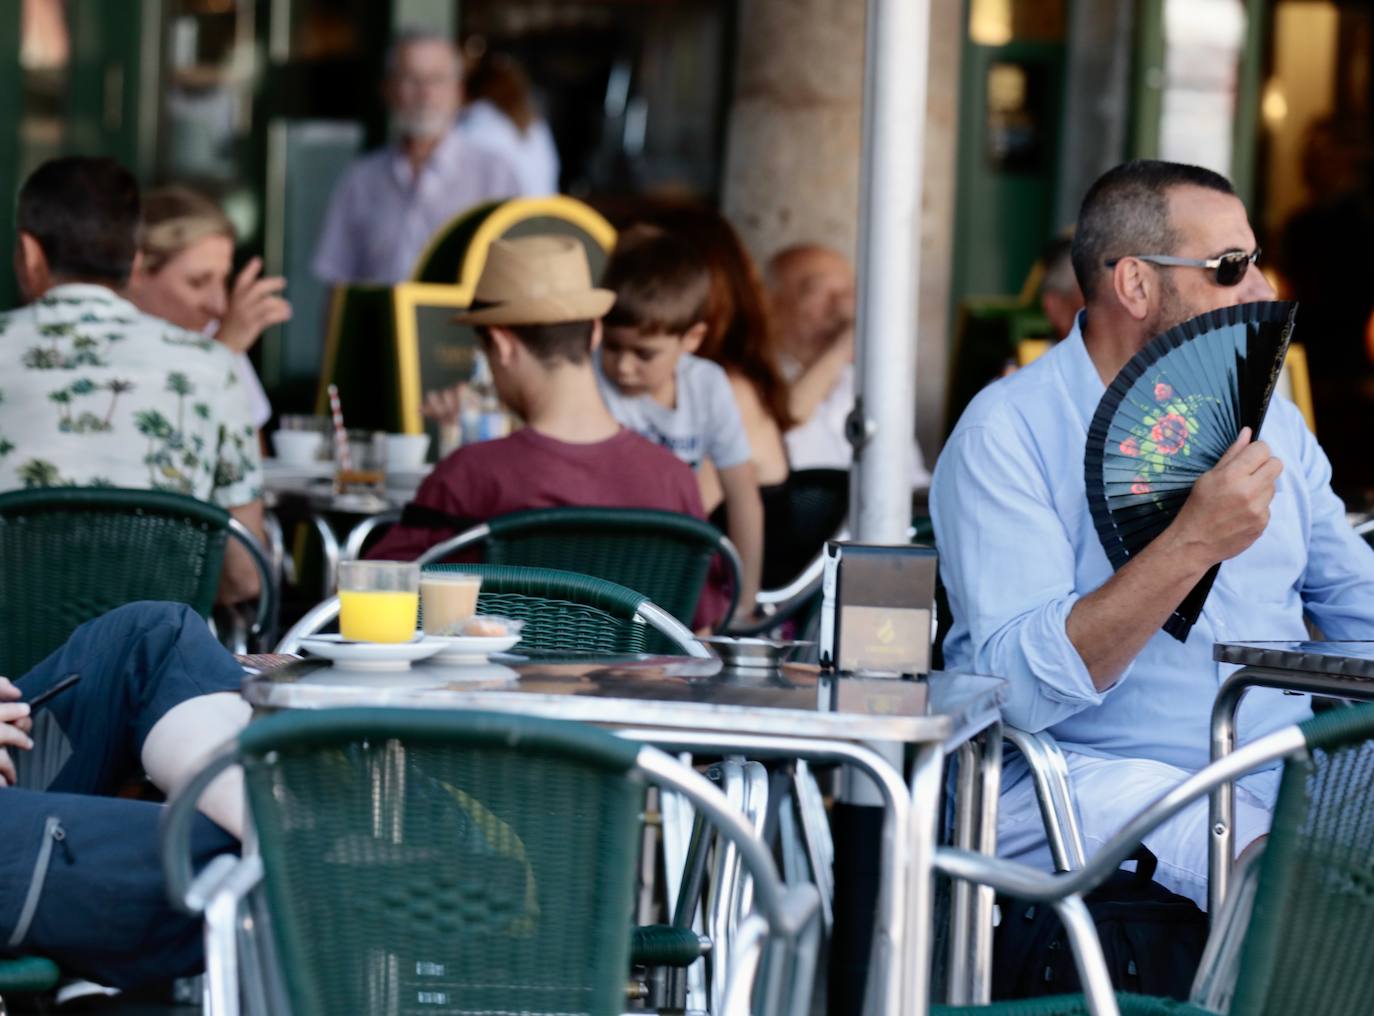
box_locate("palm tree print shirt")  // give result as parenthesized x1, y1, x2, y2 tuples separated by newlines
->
(0, 284, 262, 506)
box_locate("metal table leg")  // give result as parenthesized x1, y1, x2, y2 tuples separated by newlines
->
(905, 742, 945, 1014)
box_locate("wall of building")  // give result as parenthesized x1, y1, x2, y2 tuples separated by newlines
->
(720, 0, 962, 458)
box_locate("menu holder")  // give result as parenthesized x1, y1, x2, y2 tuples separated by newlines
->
(819, 542, 938, 678)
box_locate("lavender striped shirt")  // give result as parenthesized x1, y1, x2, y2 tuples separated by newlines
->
(312, 126, 520, 285)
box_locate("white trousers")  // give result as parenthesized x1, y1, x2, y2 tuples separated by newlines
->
(998, 750, 1279, 910)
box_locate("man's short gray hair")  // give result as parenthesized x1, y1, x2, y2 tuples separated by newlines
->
(1070, 160, 1235, 301)
(384, 28, 461, 77)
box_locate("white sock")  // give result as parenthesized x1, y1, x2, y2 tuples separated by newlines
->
(141, 692, 251, 838)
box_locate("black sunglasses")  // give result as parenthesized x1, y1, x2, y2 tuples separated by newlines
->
(1104, 248, 1261, 288)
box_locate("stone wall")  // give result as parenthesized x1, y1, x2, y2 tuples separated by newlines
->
(721, 0, 962, 457)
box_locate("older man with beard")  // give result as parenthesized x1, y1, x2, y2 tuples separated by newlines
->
(313, 31, 520, 285)
(932, 159, 1374, 908)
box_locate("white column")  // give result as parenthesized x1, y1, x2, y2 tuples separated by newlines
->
(852, 0, 929, 543)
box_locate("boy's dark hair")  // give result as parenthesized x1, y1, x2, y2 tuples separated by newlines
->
(1071, 160, 1235, 300)
(600, 224, 711, 336)
(476, 320, 596, 365)
(17, 156, 142, 285)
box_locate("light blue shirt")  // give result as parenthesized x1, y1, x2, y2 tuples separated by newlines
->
(932, 316, 1374, 774)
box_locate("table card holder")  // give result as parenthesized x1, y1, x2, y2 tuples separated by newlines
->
(819, 542, 938, 678)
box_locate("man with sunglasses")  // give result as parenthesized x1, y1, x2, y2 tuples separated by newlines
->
(932, 159, 1374, 909)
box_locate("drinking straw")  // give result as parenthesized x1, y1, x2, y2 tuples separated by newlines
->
(327, 384, 353, 471)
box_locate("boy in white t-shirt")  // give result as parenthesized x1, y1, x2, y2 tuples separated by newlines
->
(596, 226, 763, 617)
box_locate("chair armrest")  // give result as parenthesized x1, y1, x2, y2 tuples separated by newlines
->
(159, 743, 244, 914)
(341, 509, 402, 561)
(273, 596, 341, 654)
(629, 924, 710, 967)
(414, 523, 492, 565)
(1003, 725, 1088, 871)
(934, 849, 1120, 1016)
(228, 518, 279, 650)
(943, 723, 1307, 910)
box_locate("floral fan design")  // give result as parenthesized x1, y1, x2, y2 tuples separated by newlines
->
(1084, 301, 1298, 642)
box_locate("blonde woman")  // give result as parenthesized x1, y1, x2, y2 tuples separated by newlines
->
(125, 186, 290, 428)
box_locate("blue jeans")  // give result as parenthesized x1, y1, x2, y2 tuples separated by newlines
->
(1, 602, 241, 988)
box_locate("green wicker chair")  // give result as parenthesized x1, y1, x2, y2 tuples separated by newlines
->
(412, 507, 742, 630)
(932, 703, 1374, 1016)
(0, 487, 277, 675)
(161, 708, 820, 1016)
(0, 955, 61, 1011)
(276, 563, 709, 659)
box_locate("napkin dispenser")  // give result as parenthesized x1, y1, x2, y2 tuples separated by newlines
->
(819, 542, 938, 677)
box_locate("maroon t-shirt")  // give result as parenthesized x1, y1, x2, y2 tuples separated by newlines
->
(369, 427, 706, 560)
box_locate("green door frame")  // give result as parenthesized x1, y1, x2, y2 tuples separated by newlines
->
(0, 4, 23, 311)
(0, 2, 153, 311)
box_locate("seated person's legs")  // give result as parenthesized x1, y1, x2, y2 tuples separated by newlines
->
(0, 787, 235, 990)
(999, 751, 1273, 910)
(0, 602, 249, 987)
(16, 601, 250, 834)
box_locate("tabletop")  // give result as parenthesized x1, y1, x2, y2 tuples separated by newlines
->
(1214, 640, 1374, 680)
(242, 652, 1006, 747)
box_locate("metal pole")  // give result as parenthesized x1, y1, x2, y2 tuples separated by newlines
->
(843, 7, 934, 1011)
(851, 0, 929, 544)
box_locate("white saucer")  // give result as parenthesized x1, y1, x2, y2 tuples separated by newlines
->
(427, 633, 522, 663)
(299, 633, 446, 670)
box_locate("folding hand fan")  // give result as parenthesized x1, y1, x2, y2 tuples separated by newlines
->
(1084, 300, 1298, 642)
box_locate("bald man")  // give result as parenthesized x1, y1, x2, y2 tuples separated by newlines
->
(767, 244, 929, 486)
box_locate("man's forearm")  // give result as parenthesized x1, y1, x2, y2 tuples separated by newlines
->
(787, 341, 849, 425)
(1066, 527, 1211, 690)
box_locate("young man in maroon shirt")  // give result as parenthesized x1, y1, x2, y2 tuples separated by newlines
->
(367, 235, 708, 571)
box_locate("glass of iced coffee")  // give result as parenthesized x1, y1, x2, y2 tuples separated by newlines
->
(420, 572, 483, 635)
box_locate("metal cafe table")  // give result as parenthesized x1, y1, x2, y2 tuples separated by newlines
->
(242, 652, 1006, 1014)
(1210, 640, 1374, 915)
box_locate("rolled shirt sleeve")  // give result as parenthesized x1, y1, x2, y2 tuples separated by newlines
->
(1283, 400, 1374, 637)
(933, 422, 1130, 732)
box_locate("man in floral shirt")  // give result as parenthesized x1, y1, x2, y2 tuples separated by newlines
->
(0, 157, 265, 603)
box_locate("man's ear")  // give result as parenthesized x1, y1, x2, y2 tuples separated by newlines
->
(487, 326, 519, 366)
(681, 321, 708, 354)
(14, 232, 51, 303)
(589, 319, 603, 351)
(1111, 258, 1153, 323)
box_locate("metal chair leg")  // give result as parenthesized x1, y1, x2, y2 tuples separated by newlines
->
(793, 760, 835, 934)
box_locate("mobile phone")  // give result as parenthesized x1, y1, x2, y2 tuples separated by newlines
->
(26, 673, 81, 710)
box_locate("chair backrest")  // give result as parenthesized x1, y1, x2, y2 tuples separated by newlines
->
(759, 469, 849, 591)
(441, 507, 738, 628)
(424, 562, 691, 656)
(1229, 704, 1374, 1015)
(0, 487, 230, 675)
(239, 707, 643, 1016)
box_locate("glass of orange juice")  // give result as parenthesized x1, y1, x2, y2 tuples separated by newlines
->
(338, 561, 419, 643)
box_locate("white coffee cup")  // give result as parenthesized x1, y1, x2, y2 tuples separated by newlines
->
(385, 433, 431, 471)
(273, 429, 324, 466)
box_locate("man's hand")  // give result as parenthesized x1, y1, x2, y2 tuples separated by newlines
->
(0, 677, 34, 788)
(216, 257, 292, 355)
(1165, 427, 1283, 570)
(421, 383, 467, 427)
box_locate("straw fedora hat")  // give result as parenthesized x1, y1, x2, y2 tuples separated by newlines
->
(452, 235, 616, 326)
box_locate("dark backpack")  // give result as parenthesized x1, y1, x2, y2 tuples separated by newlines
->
(991, 848, 1208, 1001)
